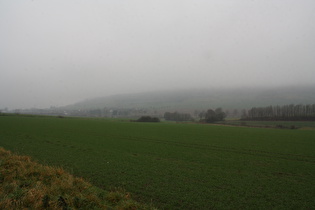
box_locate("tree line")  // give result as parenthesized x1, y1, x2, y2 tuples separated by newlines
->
(200, 108, 226, 123)
(242, 104, 315, 121)
(164, 112, 193, 121)
(164, 108, 227, 123)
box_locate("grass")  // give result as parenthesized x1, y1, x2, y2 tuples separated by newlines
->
(0, 147, 155, 209)
(0, 115, 315, 209)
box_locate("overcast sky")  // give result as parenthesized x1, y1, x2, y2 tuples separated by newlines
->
(1, 0, 314, 109)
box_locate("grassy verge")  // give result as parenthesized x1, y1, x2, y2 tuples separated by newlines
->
(219, 120, 315, 129)
(0, 147, 155, 209)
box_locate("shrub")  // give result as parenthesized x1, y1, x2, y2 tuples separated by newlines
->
(136, 116, 160, 122)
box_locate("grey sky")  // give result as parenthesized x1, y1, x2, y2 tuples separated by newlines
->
(1, 0, 315, 109)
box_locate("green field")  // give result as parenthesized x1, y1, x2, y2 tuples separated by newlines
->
(1, 115, 315, 209)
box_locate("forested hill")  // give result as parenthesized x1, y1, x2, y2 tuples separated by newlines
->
(62, 86, 315, 111)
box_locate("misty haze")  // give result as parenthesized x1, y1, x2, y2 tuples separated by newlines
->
(1, 1, 315, 209)
(1, 0, 315, 110)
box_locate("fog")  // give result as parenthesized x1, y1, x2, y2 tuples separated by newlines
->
(1, 0, 314, 109)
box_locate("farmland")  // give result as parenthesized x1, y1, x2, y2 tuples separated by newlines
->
(0, 115, 315, 209)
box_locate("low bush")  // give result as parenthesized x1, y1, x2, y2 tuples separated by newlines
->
(136, 116, 160, 122)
